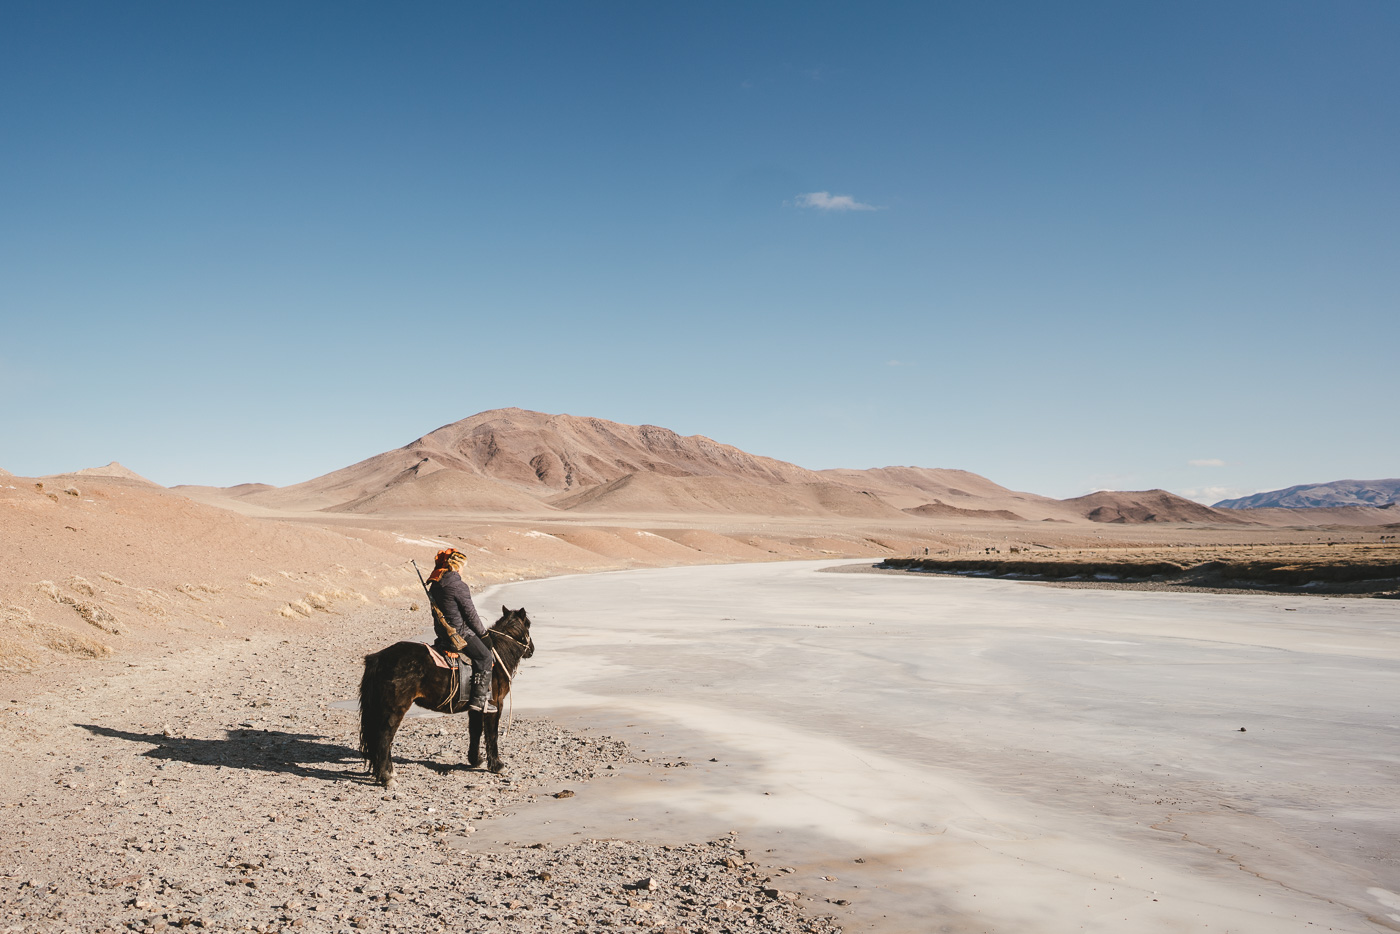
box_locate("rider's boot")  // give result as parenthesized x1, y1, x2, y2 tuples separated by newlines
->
(468, 670, 497, 713)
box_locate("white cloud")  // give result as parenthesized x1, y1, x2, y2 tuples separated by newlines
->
(794, 191, 878, 212)
(1189, 458, 1225, 467)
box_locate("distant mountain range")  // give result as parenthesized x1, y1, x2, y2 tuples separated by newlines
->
(149, 408, 1395, 529)
(23, 409, 1391, 529)
(1214, 479, 1400, 510)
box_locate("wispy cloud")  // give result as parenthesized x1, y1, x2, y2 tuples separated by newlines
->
(794, 191, 879, 212)
(885, 360, 907, 367)
(1189, 458, 1226, 467)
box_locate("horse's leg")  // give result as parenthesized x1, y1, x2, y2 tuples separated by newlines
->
(359, 654, 417, 788)
(485, 710, 505, 773)
(468, 709, 483, 768)
(377, 702, 413, 790)
(360, 653, 398, 786)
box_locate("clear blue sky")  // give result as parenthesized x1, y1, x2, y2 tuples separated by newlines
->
(2, 2, 1396, 501)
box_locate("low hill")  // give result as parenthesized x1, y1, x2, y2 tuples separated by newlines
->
(904, 501, 1025, 521)
(1215, 479, 1400, 509)
(44, 461, 161, 486)
(1065, 489, 1253, 525)
(822, 466, 1063, 518)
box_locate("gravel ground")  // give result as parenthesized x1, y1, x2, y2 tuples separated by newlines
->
(0, 608, 844, 934)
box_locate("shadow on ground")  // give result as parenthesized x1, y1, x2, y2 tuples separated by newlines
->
(75, 723, 373, 782)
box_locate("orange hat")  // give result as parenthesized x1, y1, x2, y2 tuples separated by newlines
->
(427, 548, 462, 583)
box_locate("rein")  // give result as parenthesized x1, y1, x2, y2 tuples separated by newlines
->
(487, 627, 532, 733)
(436, 662, 463, 714)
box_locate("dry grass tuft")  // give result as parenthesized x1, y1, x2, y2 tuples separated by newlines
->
(174, 582, 223, 601)
(247, 575, 272, 588)
(0, 606, 42, 672)
(67, 575, 99, 597)
(133, 587, 170, 618)
(0, 634, 41, 673)
(99, 572, 126, 586)
(0, 604, 111, 671)
(74, 601, 122, 634)
(379, 586, 402, 598)
(36, 580, 124, 633)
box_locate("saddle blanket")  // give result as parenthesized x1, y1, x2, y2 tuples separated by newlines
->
(421, 643, 471, 707)
(422, 643, 456, 669)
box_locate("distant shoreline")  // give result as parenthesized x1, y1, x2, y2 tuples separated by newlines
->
(830, 550, 1400, 599)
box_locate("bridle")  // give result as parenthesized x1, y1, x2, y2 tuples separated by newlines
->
(487, 626, 533, 684)
(486, 624, 532, 733)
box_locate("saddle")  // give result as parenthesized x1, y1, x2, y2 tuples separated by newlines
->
(422, 643, 471, 707)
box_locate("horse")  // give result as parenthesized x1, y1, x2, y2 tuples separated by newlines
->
(358, 606, 535, 789)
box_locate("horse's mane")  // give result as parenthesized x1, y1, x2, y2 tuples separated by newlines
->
(488, 611, 530, 653)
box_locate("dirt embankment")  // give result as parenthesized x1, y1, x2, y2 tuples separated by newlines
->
(878, 544, 1400, 597)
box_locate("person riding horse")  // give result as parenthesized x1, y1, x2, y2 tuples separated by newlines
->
(425, 548, 496, 713)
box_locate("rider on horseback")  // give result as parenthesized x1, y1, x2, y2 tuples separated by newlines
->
(425, 548, 496, 713)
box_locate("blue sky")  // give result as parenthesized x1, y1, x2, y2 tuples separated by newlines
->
(2, 2, 1396, 501)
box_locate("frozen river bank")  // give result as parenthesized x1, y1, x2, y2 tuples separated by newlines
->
(485, 559, 1400, 933)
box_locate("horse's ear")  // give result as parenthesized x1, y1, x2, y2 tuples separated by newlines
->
(502, 605, 510, 616)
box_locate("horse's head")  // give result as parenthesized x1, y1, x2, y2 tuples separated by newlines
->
(493, 606, 535, 659)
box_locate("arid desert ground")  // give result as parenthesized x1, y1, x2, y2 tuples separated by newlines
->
(3, 410, 1397, 932)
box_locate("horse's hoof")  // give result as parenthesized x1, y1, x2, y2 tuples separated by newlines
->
(384, 777, 397, 791)
(489, 760, 506, 774)
(468, 756, 482, 768)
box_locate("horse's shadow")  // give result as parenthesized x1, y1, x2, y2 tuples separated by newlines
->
(74, 723, 488, 782)
(75, 723, 373, 782)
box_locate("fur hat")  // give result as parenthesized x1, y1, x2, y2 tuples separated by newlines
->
(427, 548, 466, 582)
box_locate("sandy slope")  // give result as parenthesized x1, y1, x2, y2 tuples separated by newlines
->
(0, 475, 422, 678)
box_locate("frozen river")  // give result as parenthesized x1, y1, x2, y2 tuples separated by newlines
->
(482, 560, 1400, 933)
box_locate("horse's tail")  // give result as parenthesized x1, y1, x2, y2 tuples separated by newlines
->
(358, 649, 386, 768)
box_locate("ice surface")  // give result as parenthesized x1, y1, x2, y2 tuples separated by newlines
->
(480, 560, 1399, 933)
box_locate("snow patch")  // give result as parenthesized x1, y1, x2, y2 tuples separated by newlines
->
(394, 535, 453, 548)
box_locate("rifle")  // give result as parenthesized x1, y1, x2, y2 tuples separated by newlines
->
(412, 559, 466, 651)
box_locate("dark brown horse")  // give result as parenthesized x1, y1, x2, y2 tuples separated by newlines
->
(358, 607, 535, 788)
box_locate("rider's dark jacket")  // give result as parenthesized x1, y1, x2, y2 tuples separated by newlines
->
(427, 570, 487, 643)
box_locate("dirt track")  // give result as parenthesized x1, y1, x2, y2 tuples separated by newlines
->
(0, 608, 843, 934)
